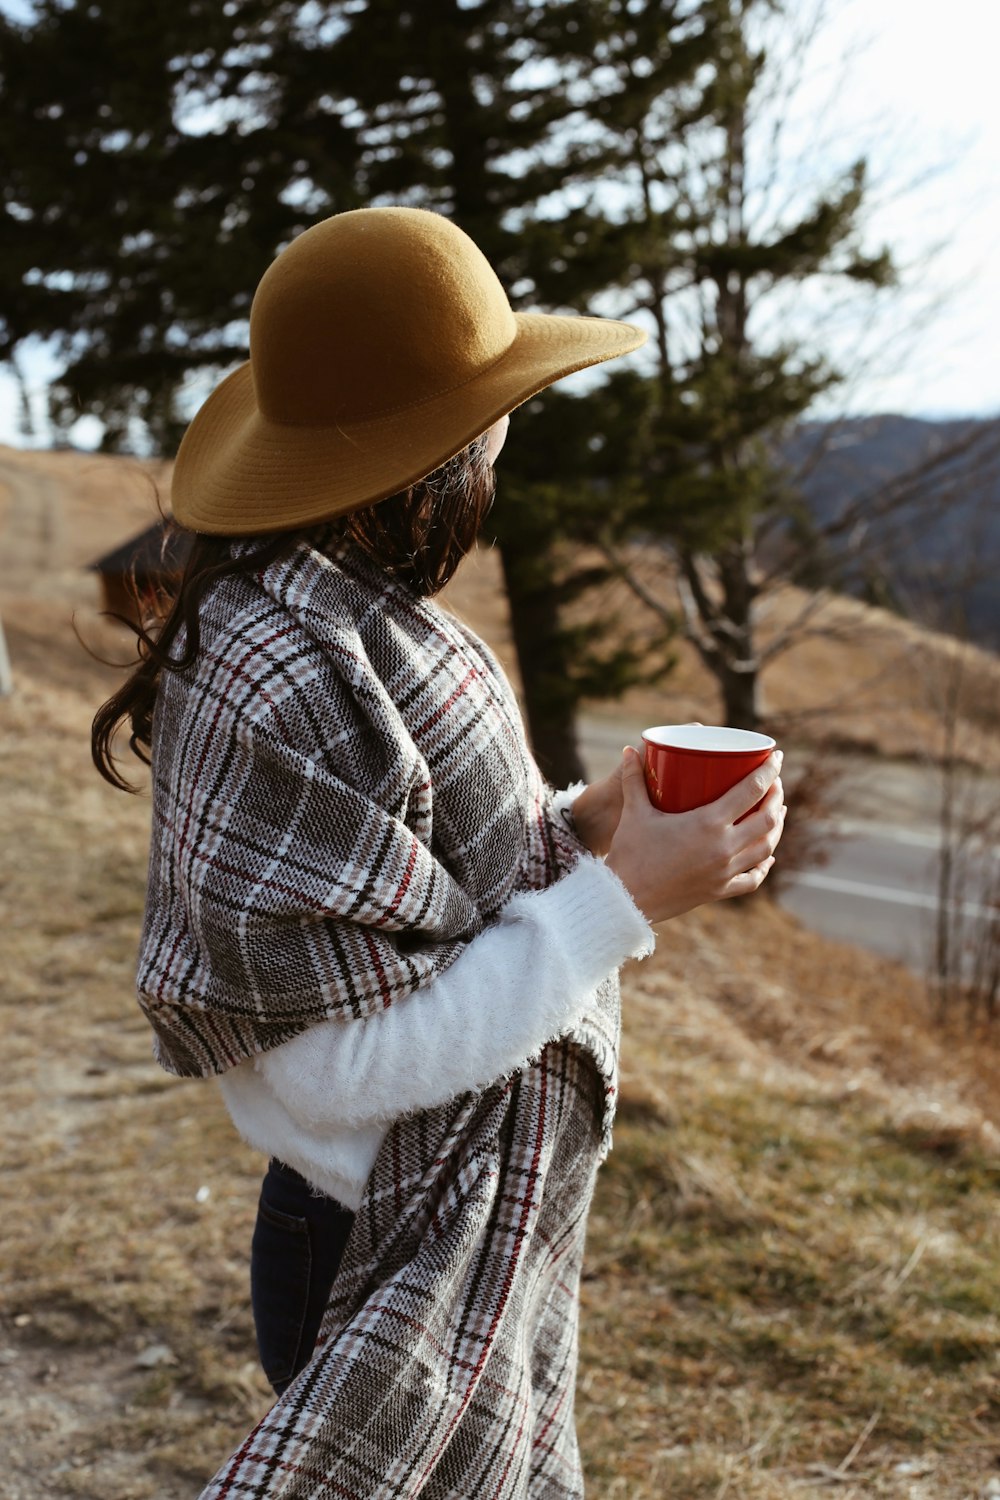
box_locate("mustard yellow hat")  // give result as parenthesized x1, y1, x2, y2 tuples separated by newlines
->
(171, 207, 647, 535)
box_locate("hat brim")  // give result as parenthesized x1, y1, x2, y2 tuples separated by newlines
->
(171, 312, 646, 535)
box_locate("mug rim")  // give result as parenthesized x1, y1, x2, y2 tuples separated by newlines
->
(641, 724, 776, 754)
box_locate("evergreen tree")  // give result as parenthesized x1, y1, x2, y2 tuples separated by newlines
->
(487, 0, 726, 771)
(647, 0, 892, 729)
(0, 0, 366, 449)
(296, 0, 710, 778)
(523, 0, 894, 730)
(2, 0, 899, 761)
(0, 0, 710, 781)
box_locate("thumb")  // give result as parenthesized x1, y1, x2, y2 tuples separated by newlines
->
(619, 746, 647, 803)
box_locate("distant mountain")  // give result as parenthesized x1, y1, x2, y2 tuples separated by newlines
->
(777, 416, 1000, 649)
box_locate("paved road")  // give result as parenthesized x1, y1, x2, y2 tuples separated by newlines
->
(776, 821, 999, 972)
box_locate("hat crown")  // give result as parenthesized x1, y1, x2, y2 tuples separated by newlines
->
(250, 208, 518, 426)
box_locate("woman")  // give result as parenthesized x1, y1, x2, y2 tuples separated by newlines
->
(93, 207, 784, 1499)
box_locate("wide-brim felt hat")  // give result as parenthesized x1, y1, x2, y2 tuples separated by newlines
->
(172, 206, 647, 535)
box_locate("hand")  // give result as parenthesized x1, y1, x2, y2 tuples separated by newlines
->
(570, 722, 704, 857)
(570, 764, 626, 858)
(605, 747, 786, 925)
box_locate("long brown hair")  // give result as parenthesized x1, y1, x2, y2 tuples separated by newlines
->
(92, 434, 497, 792)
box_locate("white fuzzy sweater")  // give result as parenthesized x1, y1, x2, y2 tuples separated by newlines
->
(219, 834, 653, 1208)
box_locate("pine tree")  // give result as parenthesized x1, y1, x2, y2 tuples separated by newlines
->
(2, 0, 898, 762)
(528, 0, 895, 731)
(306, 1, 715, 777)
(488, 0, 726, 773)
(650, 0, 892, 728)
(0, 0, 364, 449)
(0, 0, 713, 781)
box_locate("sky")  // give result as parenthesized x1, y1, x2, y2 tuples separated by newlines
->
(756, 0, 1000, 420)
(1, 0, 998, 447)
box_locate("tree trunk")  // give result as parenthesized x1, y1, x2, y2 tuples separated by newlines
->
(680, 542, 762, 732)
(717, 536, 760, 730)
(434, 4, 585, 789)
(498, 538, 586, 786)
(718, 664, 759, 732)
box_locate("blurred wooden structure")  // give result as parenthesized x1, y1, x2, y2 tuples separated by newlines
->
(90, 520, 191, 627)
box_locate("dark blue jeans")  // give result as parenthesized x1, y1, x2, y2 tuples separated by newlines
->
(250, 1159, 355, 1396)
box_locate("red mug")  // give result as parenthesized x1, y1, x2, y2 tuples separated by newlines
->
(641, 724, 776, 815)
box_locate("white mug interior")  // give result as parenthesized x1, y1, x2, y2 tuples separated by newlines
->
(642, 724, 776, 753)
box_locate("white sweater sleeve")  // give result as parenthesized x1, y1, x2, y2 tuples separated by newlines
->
(250, 855, 653, 1132)
(546, 780, 588, 840)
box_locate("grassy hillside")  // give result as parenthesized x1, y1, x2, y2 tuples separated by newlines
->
(1, 447, 998, 1498)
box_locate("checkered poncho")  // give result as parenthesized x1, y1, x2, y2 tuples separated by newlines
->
(140, 535, 623, 1497)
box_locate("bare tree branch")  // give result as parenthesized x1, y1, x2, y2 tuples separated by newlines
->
(757, 586, 834, 666)
(757, 417, 1000, 590)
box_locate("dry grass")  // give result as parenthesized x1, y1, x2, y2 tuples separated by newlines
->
(1, 446, 999, 1498)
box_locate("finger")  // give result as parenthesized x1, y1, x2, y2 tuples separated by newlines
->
(718, 749, 782, 825)
(731, 815, 784, 872)
(740, 794, 787, 860)
(721, 856, 775, 900)
(727, 779, 784, 850)
(619, 746, 650, 806)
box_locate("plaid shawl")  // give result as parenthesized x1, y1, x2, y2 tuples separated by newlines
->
(139, 535, 623, 1497)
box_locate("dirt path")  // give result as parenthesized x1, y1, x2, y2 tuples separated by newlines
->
(0, 1337, 196, 1500)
